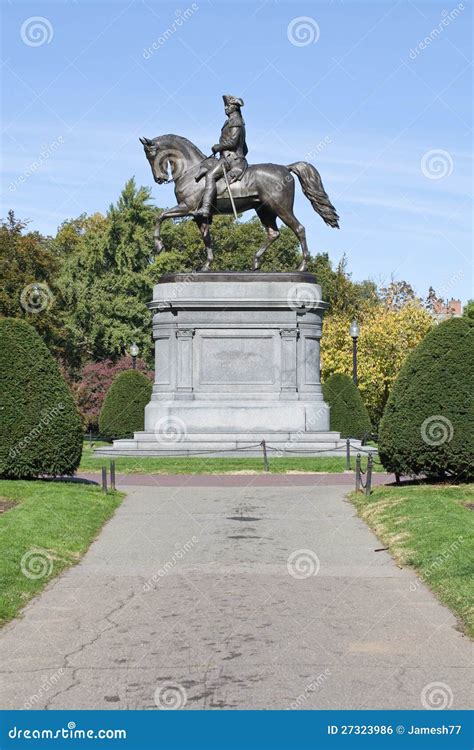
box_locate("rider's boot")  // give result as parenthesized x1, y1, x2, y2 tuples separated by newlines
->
(194, 185, 215, 219)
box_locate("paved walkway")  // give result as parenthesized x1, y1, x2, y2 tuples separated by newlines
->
(0, 481, 470, 710)
(79, 471, 395, 487)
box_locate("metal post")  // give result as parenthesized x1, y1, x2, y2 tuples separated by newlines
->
(365, 454, 373, 496)
(132, 356, 137, 370)
(110, 460, 116, 491)
(260, 440, 269, 472)
(355, 454, 361, 492)
(352, 337, 358, 385)
(345, 438, 351, 471)
(101, 466, 107, 493)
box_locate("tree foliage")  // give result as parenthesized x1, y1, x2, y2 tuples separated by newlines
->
(0, 211, 66, 357)
(72, 357, 154, 430)
(322, 373, 371, 439)
(99, 370, 153, 440)
(378, 317, 473, 479)
(322, 303, 434, 425)
(0, 319, 83, 478)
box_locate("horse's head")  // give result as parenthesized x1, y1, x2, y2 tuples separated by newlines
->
(140, 135, 190, 184)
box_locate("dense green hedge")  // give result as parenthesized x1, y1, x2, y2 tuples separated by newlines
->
(99, 370, 152, 440)
(379, 317, 473, 479)
(0, 319, 83, 478)
(322, 373, 372, 439)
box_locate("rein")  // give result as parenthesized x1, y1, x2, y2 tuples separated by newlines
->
(158, 154, 213, 184)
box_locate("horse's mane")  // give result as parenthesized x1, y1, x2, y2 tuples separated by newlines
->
(152, 134, 206, 160)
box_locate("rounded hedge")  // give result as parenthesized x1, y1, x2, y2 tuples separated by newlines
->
(0, 318, 83, 478)
(322, 373, 372, 439)
(379, 317, 473, 479)
(99, 370, 152, 440)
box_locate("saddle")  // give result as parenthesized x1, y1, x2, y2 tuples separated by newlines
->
(195, 158, 258, 201)
(215, 165, 258, 200)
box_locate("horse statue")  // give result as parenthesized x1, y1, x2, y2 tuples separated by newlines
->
(139, 134, 339, 272)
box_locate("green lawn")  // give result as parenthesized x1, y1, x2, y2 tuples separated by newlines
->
(0, 480, 124, 626)
(80, 441, 381, 474)
(351, 483, 474, 638)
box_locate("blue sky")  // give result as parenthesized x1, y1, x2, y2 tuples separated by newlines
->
(2, 0, 472, 301)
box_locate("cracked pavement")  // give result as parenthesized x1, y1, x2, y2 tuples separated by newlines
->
(0, 482, 471, 710)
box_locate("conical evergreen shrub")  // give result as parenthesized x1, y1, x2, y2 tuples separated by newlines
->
(322, 373, 372, 439)
(0, 318, 83, 478)
(379, 317, 473, 479)
(99, 370, 152, 440)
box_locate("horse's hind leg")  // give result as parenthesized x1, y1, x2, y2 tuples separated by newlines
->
(195, 218, 214, 271)
(253, 207, 280, 271)
(277, 207, 309, 272)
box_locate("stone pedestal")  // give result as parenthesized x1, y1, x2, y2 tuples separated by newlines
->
(97, 272, 351, 456)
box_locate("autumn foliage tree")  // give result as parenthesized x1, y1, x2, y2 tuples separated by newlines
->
(321, 303, 434, 425)
(72, 357, 154, 430)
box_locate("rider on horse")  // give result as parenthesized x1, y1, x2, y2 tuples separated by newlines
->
(194, 95, 248, 219)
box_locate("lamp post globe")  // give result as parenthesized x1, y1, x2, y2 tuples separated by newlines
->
(130, 342, 139, 370)
(349, 320, 360, 385)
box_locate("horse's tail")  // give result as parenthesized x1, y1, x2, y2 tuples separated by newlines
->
(287, 161, 339, 228)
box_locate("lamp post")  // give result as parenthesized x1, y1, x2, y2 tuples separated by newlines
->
(349, 320, 360, 385)
(130, 342, 139, 370)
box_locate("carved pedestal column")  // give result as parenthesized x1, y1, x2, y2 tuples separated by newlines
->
(176, 328, 194, 399)
(280, 328, 298, 398)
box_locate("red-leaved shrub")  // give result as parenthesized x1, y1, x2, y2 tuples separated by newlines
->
(73, 357, 154, 430)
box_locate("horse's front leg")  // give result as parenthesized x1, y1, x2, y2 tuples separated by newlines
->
(195, 218, 214, 271)
(154, 205, 189, 253)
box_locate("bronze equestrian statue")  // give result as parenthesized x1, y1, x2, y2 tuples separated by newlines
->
(140, 94, 339, 271)
(195, 94, 248, 220)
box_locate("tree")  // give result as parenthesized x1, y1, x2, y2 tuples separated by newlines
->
(379, 279, 419, 310)
(322, 373, 371, 439)
(0, 211, 65, 357)
(378, 317, 473, 479)
(425, 286, 443, 313)
(99, 370, 153, 440)
(463, 300, 474, 320)
(72, 357, 154, 430)
(321, 303, 433, 425)
(0, 319, 83, 478)
(55, 182, 157, 368)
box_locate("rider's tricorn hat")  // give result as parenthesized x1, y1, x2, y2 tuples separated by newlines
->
(223, 94, 244, 108)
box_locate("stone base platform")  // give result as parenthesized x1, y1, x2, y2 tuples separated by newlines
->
(96, 272, 351, 458)
(95, 431, 359, 457)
